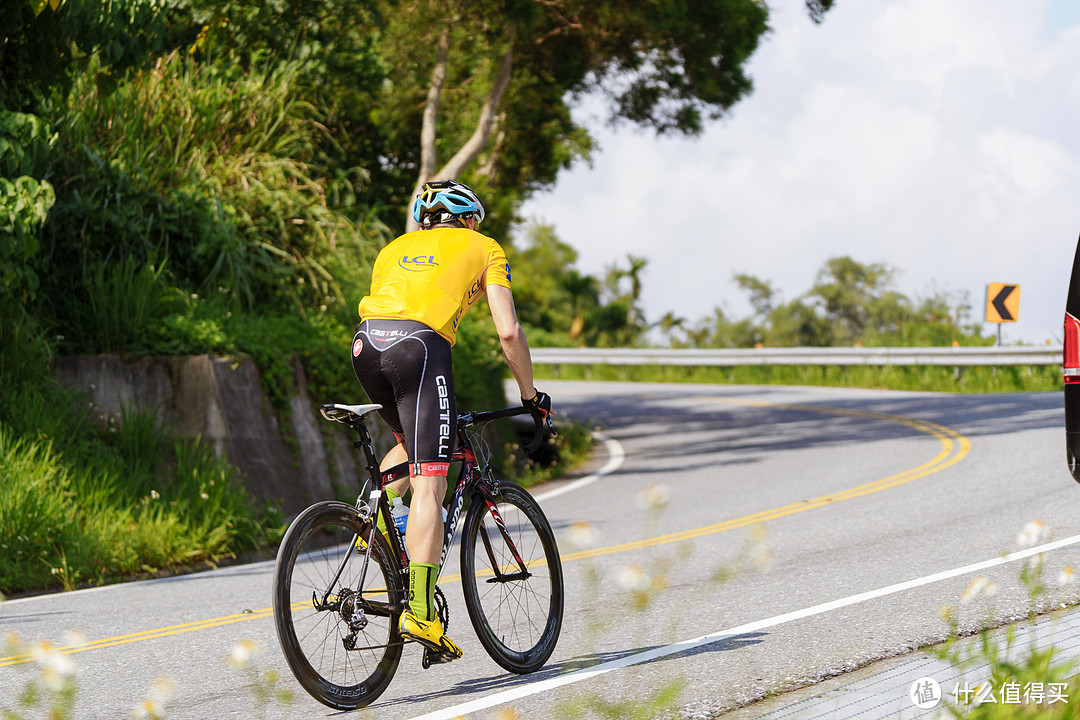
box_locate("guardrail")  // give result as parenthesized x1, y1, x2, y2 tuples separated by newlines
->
(531, 346, 1063, 367)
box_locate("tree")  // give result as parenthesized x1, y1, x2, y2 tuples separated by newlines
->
(603, 254, 649, 341)
(768, 298, 835, 347)
(808, 256, 896, 344)
(1, 0, 187, 113)
(508, 222, 651, 346)
(674, 255, 993, 349)
(378, 0, 832, 231)
(506, 222, 582, 333)
(655, 311, 688, 347)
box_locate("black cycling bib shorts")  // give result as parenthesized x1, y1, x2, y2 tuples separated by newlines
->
(351, 319, 456, 475)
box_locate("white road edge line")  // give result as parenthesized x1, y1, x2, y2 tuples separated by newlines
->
(531, 432, 625, 504)
(407, 533, 1080, 720)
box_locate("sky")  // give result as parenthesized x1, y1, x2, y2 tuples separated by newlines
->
(517, 0, 1080, 346)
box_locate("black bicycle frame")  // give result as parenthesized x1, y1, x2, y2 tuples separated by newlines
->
(317, 406, 535, 616)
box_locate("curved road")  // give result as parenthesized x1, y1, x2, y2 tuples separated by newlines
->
(2, 380, 1079, 719)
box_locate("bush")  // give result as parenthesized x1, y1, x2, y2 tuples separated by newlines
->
(0, 111, 57, 305)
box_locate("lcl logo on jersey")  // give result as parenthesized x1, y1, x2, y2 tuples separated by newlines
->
(466, 278, 484, 304)
(398, 255, 439, 271)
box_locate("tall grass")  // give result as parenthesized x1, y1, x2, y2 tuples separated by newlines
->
(0, 396, 280, 596)
(0, 307, 51, 391)
(49, 51, 381, 314)
(62, 256, 183, 353)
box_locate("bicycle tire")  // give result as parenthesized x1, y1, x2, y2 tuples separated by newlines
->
(460, 481, 564, 674)
(272, 501, 404, 709)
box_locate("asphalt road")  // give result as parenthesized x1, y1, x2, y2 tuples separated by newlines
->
(2, 380, 1079, 719)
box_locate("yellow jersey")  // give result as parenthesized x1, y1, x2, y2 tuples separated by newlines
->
(358, 227, 512, 345)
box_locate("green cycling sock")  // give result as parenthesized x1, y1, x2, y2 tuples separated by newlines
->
(377, 487, 400, 535)
(408, 562, 439, 621)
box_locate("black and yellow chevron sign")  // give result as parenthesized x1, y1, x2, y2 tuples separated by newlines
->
(985, 283, 1019, 323)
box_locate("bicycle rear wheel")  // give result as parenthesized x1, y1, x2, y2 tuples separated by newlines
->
(460, 481, 563, 674)
(272, 501, 404, 709)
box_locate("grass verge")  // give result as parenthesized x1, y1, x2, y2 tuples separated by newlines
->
(536, 362, 1063, 393)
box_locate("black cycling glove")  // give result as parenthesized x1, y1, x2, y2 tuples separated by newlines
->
(522, 390, 552, 419)
(522, 390, 555, 456)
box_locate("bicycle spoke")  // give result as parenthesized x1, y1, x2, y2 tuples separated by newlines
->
(273, 502, 403, 710)
(461, 483, 563, 674)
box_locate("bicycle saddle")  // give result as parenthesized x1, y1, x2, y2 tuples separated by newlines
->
(320, 403, 383, 423)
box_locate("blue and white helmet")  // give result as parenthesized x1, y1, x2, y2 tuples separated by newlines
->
(412, 179, 486, 228)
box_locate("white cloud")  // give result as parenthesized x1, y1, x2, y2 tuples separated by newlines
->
(868, 0, 1035, 95)
(519, 0, 1080, 344)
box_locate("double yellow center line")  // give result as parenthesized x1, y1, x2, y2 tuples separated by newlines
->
(0, 398, 970, 667)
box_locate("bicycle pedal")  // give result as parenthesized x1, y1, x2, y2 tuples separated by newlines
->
(421, 648, 457, 669)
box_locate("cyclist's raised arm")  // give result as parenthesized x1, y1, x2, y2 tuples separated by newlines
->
(486, 284, 537, 402)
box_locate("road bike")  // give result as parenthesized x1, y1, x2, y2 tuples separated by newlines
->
(271, 401, 564, 710)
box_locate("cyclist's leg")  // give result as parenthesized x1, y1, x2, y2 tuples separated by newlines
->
(404, 469, 447, 566)
(376, 327, 462, 658)
(382, 438, 412, 496)
(353, 319, 462, 657)
(351, 322, 412, 541)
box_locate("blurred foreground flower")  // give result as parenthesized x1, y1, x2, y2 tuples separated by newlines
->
(635, 484, 671, 512)
(63, 630, 88, 649)
(32, 640, 76, 691)
(960, 575, 998, 605)
(617, 564, 651, 592)
(130, 697, 165, 719)
(567, 521, 599, 549)
(1059, 566, 1075, 586)
(228, 639, 263, 669)
(1017, 520, 1049, 548)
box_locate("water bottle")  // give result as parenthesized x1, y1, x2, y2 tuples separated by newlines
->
(390, 498, 448, 535)
(391, 497, 409, 534)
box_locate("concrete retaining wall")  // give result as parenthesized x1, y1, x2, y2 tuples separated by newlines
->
(51, 354, 385, 517)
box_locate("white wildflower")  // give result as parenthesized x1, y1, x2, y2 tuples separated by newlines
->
(616, 564, 651, 592)
(751, 544, 774, 571)
(130, 697, 164, 719)
(227, 639, 261, 669)
(635, 484, 671, 511)
(1017, 520, 1049, 548)
(63, 630, 88, 649)
(150, 676, 175, 703)
(960, 575, 997, 605)
(566, 521, 598, 548)
(31, 641, 75, 691)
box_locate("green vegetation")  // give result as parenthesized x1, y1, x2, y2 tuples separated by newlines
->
(537, 363, 1062, 394)
(0, 381, 281, 595)
(8, 0, 1025, 597)
(653, 256, 996, 349)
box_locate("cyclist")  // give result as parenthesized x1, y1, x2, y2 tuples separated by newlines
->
(351, 179, 552, 662)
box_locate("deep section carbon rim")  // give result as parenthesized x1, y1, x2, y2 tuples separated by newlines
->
(272, 501, 404, 709)
(461, 482, 564, 674)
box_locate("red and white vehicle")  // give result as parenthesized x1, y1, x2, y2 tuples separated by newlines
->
(1066, 233, 1080, 481)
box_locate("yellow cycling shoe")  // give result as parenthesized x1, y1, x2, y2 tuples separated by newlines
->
(398, 609, 462, 661)
(355, 525, 391, 553)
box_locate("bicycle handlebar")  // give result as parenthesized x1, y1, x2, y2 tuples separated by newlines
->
(458, 405, 554, 455)
(321, 402, 554, 455)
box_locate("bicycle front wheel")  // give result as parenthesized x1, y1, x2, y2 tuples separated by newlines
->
(272, 501, 404, 710)
(461, 481, 564, 674)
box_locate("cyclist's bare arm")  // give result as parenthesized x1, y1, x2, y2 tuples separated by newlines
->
(487, 284, 537, 401)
